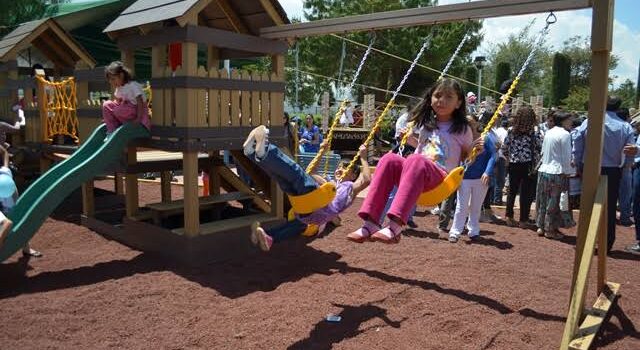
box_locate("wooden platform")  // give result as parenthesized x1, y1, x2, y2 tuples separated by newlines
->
(146, 191, 253, 224)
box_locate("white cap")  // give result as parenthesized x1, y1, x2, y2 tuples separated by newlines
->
(466, 92, 476, 97)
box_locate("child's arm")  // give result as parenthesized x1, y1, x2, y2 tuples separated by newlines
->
(135, 95, 144, 124)
(0, 218, 12, 245)
(0, 145, 8, 168)
(352, 145, 371, 196)
(482, 137, 498, 186)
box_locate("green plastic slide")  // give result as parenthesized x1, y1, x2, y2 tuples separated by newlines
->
(0, 123, 149, 262)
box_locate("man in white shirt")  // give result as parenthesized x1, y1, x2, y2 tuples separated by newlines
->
(492, 119, 509, 205)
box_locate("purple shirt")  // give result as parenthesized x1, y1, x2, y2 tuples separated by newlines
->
(416, 121, 473, 171)
(298, 181, 354, 225)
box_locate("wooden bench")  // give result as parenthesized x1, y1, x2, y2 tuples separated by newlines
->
(146, 191, 253, 224)
(172, 212, 280, 236)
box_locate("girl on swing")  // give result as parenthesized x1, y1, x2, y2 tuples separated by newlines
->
(348, 78, 483, 243)
(243, 125, 371, 252)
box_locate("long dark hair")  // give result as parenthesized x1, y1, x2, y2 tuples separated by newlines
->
(104, 61, 132, 84)
(408, 78, 468, 134)
(511, 106, 537, 135)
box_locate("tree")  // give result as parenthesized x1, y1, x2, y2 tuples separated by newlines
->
(551, 53, 571, 106)
(562, 86, 590, 111)
(636, 59, 640, 108)
(293, 0, 483, 107)
(463, 66, 477, 95)
(560, 36, 618, 88)
(494, 62, 511, 96)
(0, 0, 69, 37)
(484, 22, 552, 100)
(612, 79, 636, 109)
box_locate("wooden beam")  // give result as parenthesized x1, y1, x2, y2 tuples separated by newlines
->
(149, 75, 285, 92)
(214, 0, 249, 34)
(561, 178, 607, 349)
(258, 0, 286, 25)
(46, 20, 96, 68)
(125, 147, 139, 217)
(116, 25, 288, 54)
(178, 0, 214, 27)
(160, 171, 172, 203)
(82, 180, 95, 217)
(121, 49, 135, 76)
(183, 150, 200, 236)
(260, 0, 592, 39)
(216, 165, 270, 212)
(568, 282, 620, 350)
(570, 0, 613, 306)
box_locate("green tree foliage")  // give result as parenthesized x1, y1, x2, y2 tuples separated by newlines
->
(484, 22, 552, 99)
(463, 66, 477, 95)
(612, 79, 637, 109)
(494, 62, 511, 96)
(291, 0, 483, 108)
(559, 36, 618, 88)
(561, 85, 590, 111)
(551, 53, 571, 106)
(0, 0, 69, 37)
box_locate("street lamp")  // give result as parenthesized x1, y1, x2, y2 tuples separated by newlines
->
(474, 56, 487, 103)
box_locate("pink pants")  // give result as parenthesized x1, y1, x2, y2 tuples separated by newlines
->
(102, 100, 151, 133)
(359, 153, 446, 224)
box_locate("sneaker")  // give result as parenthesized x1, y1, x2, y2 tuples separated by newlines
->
(479, 211, 492, 223)
(619, 219, 633, 227)
(448, 235, 459, 243)
(103, 132, 113, 142)
(536, 228, 545, 237)
(505, 217, 517, 227)
(468, 235, 480, 242)
(250, 222, 273, 251)
(544, 230, 563, 240)
(407, 220, 418, 229)
(243, 126, 259, 156)
(253, 125, 269, 158)
(626, 242, 640, 253)
(430, 207, 440, 215)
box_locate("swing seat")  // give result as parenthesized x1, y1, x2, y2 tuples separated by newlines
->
(287, 209, 321, 237)
(287, 182, 336, 215)
(416, 166, 465, 206)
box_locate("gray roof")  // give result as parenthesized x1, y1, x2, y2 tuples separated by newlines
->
(0, 18, 96, 67)
(0, 20, 47, 59)
(105, 0, 290, 36)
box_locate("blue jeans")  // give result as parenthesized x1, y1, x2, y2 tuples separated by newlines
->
(267, 218, 308, 243)
(619, 166, 632, 223)
(250, 144, 318, 196)
(492, 158, 506, 203)
(633, 166, 640, 241)
(249, 144, 319, 243)
(380, 186, 416, 225)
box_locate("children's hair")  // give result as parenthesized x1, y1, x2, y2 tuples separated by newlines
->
(408, 78, 468, 134)
(104, 61, 132, 84)
(337, 160, 360, 179)
(511, 106, 537, 135)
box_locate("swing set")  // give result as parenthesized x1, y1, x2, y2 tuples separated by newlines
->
(264, 0, 618, 348)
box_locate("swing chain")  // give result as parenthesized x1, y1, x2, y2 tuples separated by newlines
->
(464, 12, 556, 166)
(340, 33, 434, 181)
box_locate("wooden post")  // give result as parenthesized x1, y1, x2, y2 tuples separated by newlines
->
(114, 174, 124, 195)
(321, 92, 330, 133)
(82, 180, 95, 217)
(160, 171, 172, 203)
(183, 150, 199, 236)
(597, 177, 608, 295)
(565, 0, 614, 347)
(125, 147, 138, 217)
(121, 49, 135, 76)
(151, 45, 167, 126)
(209, 153, 221, 195)
(571, 0, 613, 295)
(174, 14, 198, 127)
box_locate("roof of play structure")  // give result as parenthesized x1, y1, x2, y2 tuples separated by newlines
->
(105, 0, 290, 37)
(0, 18, 96, 67)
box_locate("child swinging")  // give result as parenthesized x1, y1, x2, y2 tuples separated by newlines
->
(348, 78, 483, 243)
(243, 125, 371, 251)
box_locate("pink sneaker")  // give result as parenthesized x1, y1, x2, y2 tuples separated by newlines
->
(347, 221, 379, 243)
(371, 226, 402, 244)
(251, 222, 273, 251)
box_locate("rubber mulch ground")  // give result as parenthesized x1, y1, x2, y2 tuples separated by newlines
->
(1, 180, 639, 349)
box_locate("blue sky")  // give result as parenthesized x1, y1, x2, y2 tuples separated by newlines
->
(278, 0, 640, 87)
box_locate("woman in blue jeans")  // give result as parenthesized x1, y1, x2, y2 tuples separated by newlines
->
(243, 125, 371, 251)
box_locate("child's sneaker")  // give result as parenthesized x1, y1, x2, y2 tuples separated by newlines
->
(250, 221, 273, 252)
(448, 235, 459, 243)
(103, 132, 112, 142)
(347, 221, 378, 243)
(253, 125, 269, 158)
(243, 127, 259, 156)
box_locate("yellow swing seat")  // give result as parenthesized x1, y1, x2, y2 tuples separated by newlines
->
(287, 209, 321, 237)
(286, 182, 336, 215)
(416, 166, 465, 207)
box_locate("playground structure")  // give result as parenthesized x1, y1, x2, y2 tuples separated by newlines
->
(0, 0, 621, 348)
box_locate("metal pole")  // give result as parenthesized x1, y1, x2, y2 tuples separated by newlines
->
(477, 68, 482, 103)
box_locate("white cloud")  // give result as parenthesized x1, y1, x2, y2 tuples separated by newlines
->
(280, 0, 638, 86)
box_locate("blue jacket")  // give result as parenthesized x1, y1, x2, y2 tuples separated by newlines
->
(464, 131, 497, 180)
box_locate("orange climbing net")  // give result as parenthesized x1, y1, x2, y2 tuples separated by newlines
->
(36, 76, 79, 143)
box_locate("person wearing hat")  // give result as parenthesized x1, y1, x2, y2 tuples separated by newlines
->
(339, 100, 354, 127)
(466, 92, 477, 115)
(0, 145, 41, 257)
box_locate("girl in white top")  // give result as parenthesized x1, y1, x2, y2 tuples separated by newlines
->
(102, 61, 151, 136)
(535, 111, 575, 239)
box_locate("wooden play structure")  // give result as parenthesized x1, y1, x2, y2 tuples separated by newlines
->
(0, 0, 622, 347)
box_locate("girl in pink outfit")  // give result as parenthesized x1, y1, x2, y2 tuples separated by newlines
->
(102, 61, 151, 135)
(348, 78, 481, 244)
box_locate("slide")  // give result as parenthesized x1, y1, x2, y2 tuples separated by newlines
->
(0, 123, 150, 262)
